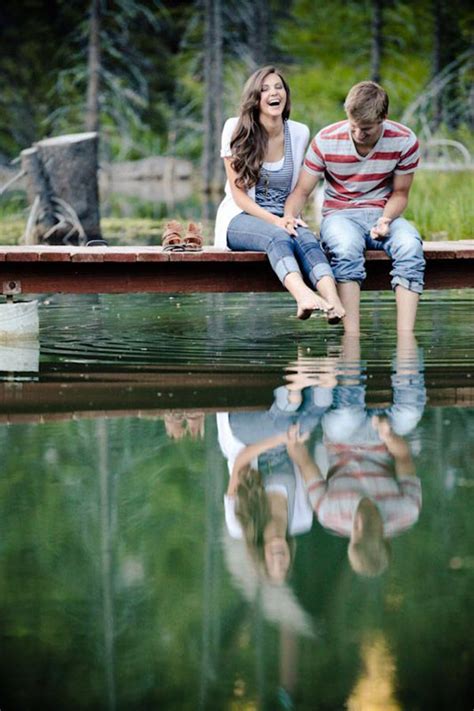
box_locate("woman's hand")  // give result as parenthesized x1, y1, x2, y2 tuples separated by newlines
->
(272, 215, 297, 235)
(278, 215, 308, 236)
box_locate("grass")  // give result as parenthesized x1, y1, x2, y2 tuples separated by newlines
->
(0, 171, 471, 245)
(406, 171, 473, 241)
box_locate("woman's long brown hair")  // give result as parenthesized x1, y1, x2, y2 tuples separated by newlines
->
(235, 465, 295, 579)
(230, 66, 291, 190)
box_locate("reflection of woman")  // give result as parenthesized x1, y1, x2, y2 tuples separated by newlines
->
(214, 66, 345, 322)
(219, 415, 310, 584)
(217, 381, 332, 583)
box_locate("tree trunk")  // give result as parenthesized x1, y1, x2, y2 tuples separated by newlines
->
(370, 0, 383, 84)
(202, 0, 223, 195)
(20, 147, 56, 239)
(432, 0, 443, 129)
(85, 0, 101, 134)
(213, 0, 224, 189)
(250, 0, 269, 68)
(22, 132, 102, 243)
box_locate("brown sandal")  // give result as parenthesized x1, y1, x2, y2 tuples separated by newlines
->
(183, 222, 203, 251)
(162, 220, 184, 251)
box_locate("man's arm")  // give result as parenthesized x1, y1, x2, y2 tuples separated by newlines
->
(284, 169, 321, 223)
(372, 416, 415, 476)
(370, 173, 414, 239)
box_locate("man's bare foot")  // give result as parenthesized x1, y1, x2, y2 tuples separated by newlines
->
(296, 294, 330, 320)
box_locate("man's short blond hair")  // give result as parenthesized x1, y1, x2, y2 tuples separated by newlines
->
(344, 81, 389, 123)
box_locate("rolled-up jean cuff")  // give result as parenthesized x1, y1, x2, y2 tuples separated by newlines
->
(310, 263, 334, 286)
(391, 276, 424, 295)
(337, 276, 365, 285)
(275, 256, 300, 284)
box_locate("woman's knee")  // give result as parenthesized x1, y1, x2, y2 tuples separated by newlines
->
(268, 230, 294, 251)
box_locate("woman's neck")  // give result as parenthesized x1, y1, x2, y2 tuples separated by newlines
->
(264, 491, 288, 539)
(260, 115, 284, 138)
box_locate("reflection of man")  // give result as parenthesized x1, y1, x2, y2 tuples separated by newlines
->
(288, 334, 425, 577)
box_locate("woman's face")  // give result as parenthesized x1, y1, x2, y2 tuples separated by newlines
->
(264, 536, 291, 583)
(259, 72, 287, 120)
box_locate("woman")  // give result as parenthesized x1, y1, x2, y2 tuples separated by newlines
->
(217, 363, 335, 583)
(219, 414, 313, 584)
(214, 66, 345, 322)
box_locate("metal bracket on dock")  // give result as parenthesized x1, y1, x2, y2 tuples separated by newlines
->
(3, 280, 22, 296)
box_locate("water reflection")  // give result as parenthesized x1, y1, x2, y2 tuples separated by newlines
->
(218, 333, 425, 584)
(218, 359, 336, 585)
(346, 630, 401, 710)
(311, 333, 425, 577)
(0, 297, 472, 709)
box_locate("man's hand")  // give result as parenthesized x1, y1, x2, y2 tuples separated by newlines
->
(372, 415, 410, 458)
(286, 424, 311, 466)
(370, 216, 392, 240)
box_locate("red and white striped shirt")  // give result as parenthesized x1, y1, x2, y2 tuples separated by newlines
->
(306, 442, 422, 538)
(304, 119, 420, 215)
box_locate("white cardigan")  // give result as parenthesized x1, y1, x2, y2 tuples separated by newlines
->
(214, 117, 311, 249)
(216, 413, 314, 540)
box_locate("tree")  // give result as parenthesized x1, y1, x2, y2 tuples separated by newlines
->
(371, 0, 384, 83)
(85, 0, 101, 134)
(202, 0, 223, 194)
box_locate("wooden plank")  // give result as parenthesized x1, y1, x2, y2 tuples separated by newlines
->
(0, 242, 472, 293)
(0, 380, 472, 421)
(5, 250, 39, 262)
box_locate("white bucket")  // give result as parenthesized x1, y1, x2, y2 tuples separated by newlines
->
(0, 300, 39, 338)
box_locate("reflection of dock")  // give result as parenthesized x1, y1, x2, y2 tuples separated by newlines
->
(1, 242, 473, 295)
(0, 370, 472, 423)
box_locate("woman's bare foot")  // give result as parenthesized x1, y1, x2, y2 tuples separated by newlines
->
(326, 302, 346, 325)
(283, 273, 331, 320)
(315, 276, 346, 324)
(296, 294, 330, 320)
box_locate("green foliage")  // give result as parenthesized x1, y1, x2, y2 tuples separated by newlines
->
(407, 171, 473, 240)
(0, 0, 472, 236)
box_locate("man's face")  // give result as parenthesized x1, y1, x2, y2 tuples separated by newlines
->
(348, 116, 384, 148)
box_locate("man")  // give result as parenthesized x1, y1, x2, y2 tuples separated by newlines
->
(284, 81, 425, 333)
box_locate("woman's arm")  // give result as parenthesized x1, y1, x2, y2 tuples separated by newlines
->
(224, 158, 295, 233)
(227, 430, 291, 495)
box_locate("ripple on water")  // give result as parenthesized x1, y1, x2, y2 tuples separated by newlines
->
(5, 290, 472, 377)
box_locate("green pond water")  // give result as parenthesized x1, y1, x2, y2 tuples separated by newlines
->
(0, 290, 473, 710)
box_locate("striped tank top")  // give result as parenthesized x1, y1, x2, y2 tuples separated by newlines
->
(255, 120, 294, 215)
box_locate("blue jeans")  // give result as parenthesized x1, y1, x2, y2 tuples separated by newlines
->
(320, 208, 425, 294)
(227, 213, 334, 287)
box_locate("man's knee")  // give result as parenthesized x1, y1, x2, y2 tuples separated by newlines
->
(321, 218, 362, 257)
(388, 220, 422, 256)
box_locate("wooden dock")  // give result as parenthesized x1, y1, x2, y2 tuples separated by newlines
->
(0, 241, 473, 295)
(0, 370, 472, 423)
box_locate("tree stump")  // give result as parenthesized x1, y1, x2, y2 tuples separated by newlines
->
(20, 147, 56, 240)
(21, 132, 102, 244)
